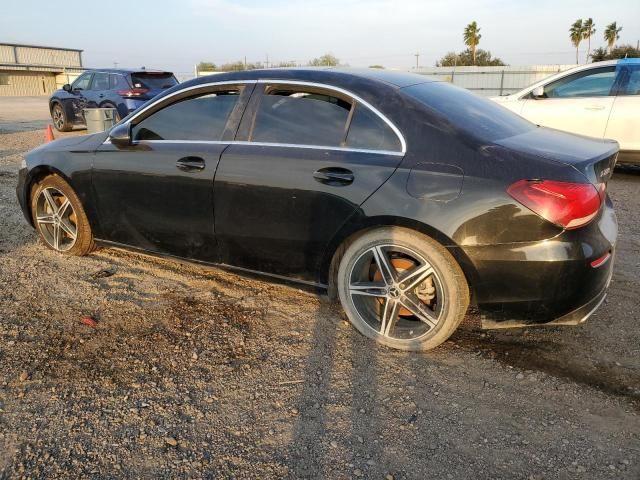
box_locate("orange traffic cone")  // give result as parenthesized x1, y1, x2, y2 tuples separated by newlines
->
(45, 125, 55, 143)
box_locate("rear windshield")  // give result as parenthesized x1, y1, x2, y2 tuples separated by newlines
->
(131, 73, 178, 90)
(402, 81, 535, 142)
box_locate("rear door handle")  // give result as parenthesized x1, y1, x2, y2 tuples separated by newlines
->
(176, 156, 205, 171)
(585, 105, 606, 111)
(313, 167, 354, 186)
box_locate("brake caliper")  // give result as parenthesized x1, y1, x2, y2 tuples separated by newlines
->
(415, 276, 436, 304)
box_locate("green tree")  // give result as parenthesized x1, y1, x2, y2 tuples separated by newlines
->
(274, 61, 297, 68)
(197, 62, 217, 72)
(308, 54, 339, 66)
(604, 22, 622, 53)
(569, 19, 584, 64)
(591, 44, 639, 62)
(463, 21, 482, 65)
(368, 64, 385, 69)
(583, 18, 596, 60)
(215, 61, 264, 72)
(436, 49, 506, 67)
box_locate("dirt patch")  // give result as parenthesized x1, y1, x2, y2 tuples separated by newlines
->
(1, 126, 639, 479)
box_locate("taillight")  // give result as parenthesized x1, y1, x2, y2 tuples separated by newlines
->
(118, 88, 149, 97)
(507, 179, 602, 230)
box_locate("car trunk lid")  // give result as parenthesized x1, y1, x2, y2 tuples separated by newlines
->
(494, 126, 619, 187)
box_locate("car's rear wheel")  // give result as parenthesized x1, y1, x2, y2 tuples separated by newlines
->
(51, 103, 72, 132)
(30, 175, 95, 256)
(337, 227, 469, 351)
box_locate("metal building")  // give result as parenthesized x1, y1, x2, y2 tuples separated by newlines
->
(0, 43, 84, 96)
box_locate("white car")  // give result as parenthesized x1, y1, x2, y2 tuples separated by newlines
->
(492, 59, 640, 165)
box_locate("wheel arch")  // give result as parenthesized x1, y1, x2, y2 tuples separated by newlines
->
(23, 166, 78, 227)
(49, 98, 61, 113)
(322, 215, 480, 303)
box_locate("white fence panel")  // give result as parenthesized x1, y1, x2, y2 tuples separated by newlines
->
(411, 65, 575, 96)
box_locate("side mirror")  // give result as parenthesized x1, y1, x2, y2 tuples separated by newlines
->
(532, 86, 545, 99)
(62, 83, 72, 92)
(108, 123, 131, 146)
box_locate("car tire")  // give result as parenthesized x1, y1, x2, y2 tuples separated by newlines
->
(30, 175, 95, 256)
(337, 227, 469, 351)
(51, 103, 72, 132)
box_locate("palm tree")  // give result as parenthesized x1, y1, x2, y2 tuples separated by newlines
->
(583, 18, 596, 60)
(569, 19, 584, 64)
(463, 21, 482, 65)
(604, 22, 622, 53)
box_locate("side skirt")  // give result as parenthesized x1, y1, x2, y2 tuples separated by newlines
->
(94, 239, 328, 290)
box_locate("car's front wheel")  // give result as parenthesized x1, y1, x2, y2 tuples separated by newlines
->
(30, 175, 95, 256)
(337, 227, 469, 351)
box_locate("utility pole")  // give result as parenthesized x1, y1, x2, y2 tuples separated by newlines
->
(244, 56, 247, 69)
(414, 52, 420, 69)
(265, 54, 269, 69)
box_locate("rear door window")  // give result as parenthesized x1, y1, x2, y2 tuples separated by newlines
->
(109, 74, 123, 89)
(131, 73, 178, 90)
(346, 104, 401, 152)
(251, 88, 351, 146)
(131, 90, 240, 141)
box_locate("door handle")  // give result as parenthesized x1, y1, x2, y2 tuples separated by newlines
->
(99, 94, 104, 98)
(313, 167, 354, 186)
(176, 156, 206, 171)
(585, 105, 605, 111)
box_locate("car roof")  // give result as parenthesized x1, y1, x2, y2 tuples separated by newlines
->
(187, 67, 438, 90)
(85, 68, 174, 74)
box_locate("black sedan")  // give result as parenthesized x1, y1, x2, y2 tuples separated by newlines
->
(17, 68, 618, 351)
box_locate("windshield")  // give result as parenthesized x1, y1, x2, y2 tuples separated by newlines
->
(403, 81, 536, 142)
(131, 73, 178, 90)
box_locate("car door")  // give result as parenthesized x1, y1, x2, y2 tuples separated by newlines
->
(605, 62, 640, 153)
(213, 82, 406, 282)
(519, 66, 617, 139)
(84, 71, 110, 109)
(91, 83, 254, 261)
(67, 71, 93, 123)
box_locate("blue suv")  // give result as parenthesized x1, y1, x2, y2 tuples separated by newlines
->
(49, 68, 178, 131)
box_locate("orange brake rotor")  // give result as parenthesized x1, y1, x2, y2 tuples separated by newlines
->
(373, 257, 416, 316)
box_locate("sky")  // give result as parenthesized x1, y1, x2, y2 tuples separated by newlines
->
(2, 0, 639, 75)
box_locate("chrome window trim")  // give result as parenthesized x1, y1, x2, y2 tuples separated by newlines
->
(254, 79, 406, 153)
(127, 139, 404, 157)
(123, 80, 257, 125)
(109, 78, 407, 154)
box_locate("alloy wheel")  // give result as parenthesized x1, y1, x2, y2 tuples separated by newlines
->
(35, 187, 78, 252)
(52, 106, 65, 130)
(348, 244, 445, 340)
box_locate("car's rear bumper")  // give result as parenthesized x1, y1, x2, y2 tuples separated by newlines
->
(123, 98, 148, 113)
(464, 196, 617, 327)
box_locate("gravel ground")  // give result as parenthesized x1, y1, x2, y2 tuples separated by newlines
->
(0, 105, 639, 479)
